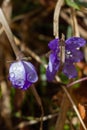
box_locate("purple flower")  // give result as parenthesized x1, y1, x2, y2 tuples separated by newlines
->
(46, 37, 86, 81)
(9, 61, 38, 90)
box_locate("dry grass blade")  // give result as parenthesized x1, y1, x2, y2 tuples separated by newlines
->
(0, 8, 44, 130)
(1, 81, 12, 130)
(2, 0, 12, 23)
(67, 77, 87, 87)
(60, 11, 87, 39)
(30, 85, 44, 130)
(0, 9, 23, 59)
(53, 0, 64, 38)
(61, 85, 87, 130)
(19, 36, 87, 130)
(0, 5, 86, 130)
(71, 8, 80, 37)
(55, 93, 70, 130)
(15, 113, 58, 130)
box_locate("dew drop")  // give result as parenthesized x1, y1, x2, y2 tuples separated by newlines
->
(15, 79, 24, 87)
(10, 72, 15, 78)
(66, 51, 71, 55)
(13, 66, 17, 71)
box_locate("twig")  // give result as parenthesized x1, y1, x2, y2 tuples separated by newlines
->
(60, 11, 87, 39)
(0, 9, 23, 59)
(0, 6, 86, 130)
(12, 8, 43, 22)
(59, 34, 65, 66)
(1, 81, 12, 130)
(71, 8, 80, 37)
(15, 113, 58, 130)
(12, 5, 54, 23)
(17, 36, 87, 130)
(13, 33, 87, 130)
(2, 0, 12, 23)
(61, 85, 87, 130)
(20, 39, 87, 130)
(53, 0, 64, 38)
(54, 6, 87, 128)
(80, 7, 87, 14)
(55, 93, 70, 130)
(0, 8, 44, 130)
(53, 1, 71, 129)
(67, 77, 87, 88)
(0, 44, 12, 130)
(30, 85, 44, 130)
(21, 43, 47, 69)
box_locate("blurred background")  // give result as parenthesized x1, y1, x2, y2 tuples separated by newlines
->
(0, 0, 87, 130)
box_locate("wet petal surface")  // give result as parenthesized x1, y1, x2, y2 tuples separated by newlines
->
(9, 61, 25, 88)
(9, 61, 38, 90)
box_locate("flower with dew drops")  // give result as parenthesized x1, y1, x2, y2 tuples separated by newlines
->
(46, 37, 86, 81)
(9, 60, 38, 90)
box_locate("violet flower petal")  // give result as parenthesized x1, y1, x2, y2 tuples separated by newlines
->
(63, 63, 77, 78)
(65, 37, 86, 50)
(48, 52, 58, 72)
(70, 50, 83, 62)
(46, 66, 57, 81)
(46, 53, 60, 81)
(22, 80, 32, 90)
(48, 38, 59, 51)
(22, 61, 38, 83)
(65, 50, 83, 63)
(46, 37, 86, 81)
(9, 61, 26, 89)
(9, 61, 38, 90)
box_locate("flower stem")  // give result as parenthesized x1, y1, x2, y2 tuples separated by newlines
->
(0, 9, 23, 60)
(53, 0, 64, 38)
(30, 85, 44, 130)
(13, 35, 87, 130)
(19, 39, 87, 130)
(71, 8, 80, 37)
(59, 34, 65, 66)
(0, 8, 44, 130)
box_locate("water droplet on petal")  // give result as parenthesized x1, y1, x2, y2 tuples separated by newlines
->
(9, 61, 38, 89)
(10, 72, 15, 78)
(66, 51, 71, 55)
(15, 79, 24, 88)
(76, 47, 80, 50)
(9, 61, 26, 89)
(13, 66, 17, 71)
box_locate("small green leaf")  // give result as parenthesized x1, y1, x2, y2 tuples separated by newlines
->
(64, 124, 70, 130)
(65, 0, 80, 10)
(59, 73, 69, 84)
(75, 1, 87, 8)
(14, 112, 21, 118)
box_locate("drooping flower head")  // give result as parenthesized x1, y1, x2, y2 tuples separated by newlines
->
(9, 60, 38, 90)
(46, 37, 86, 81)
